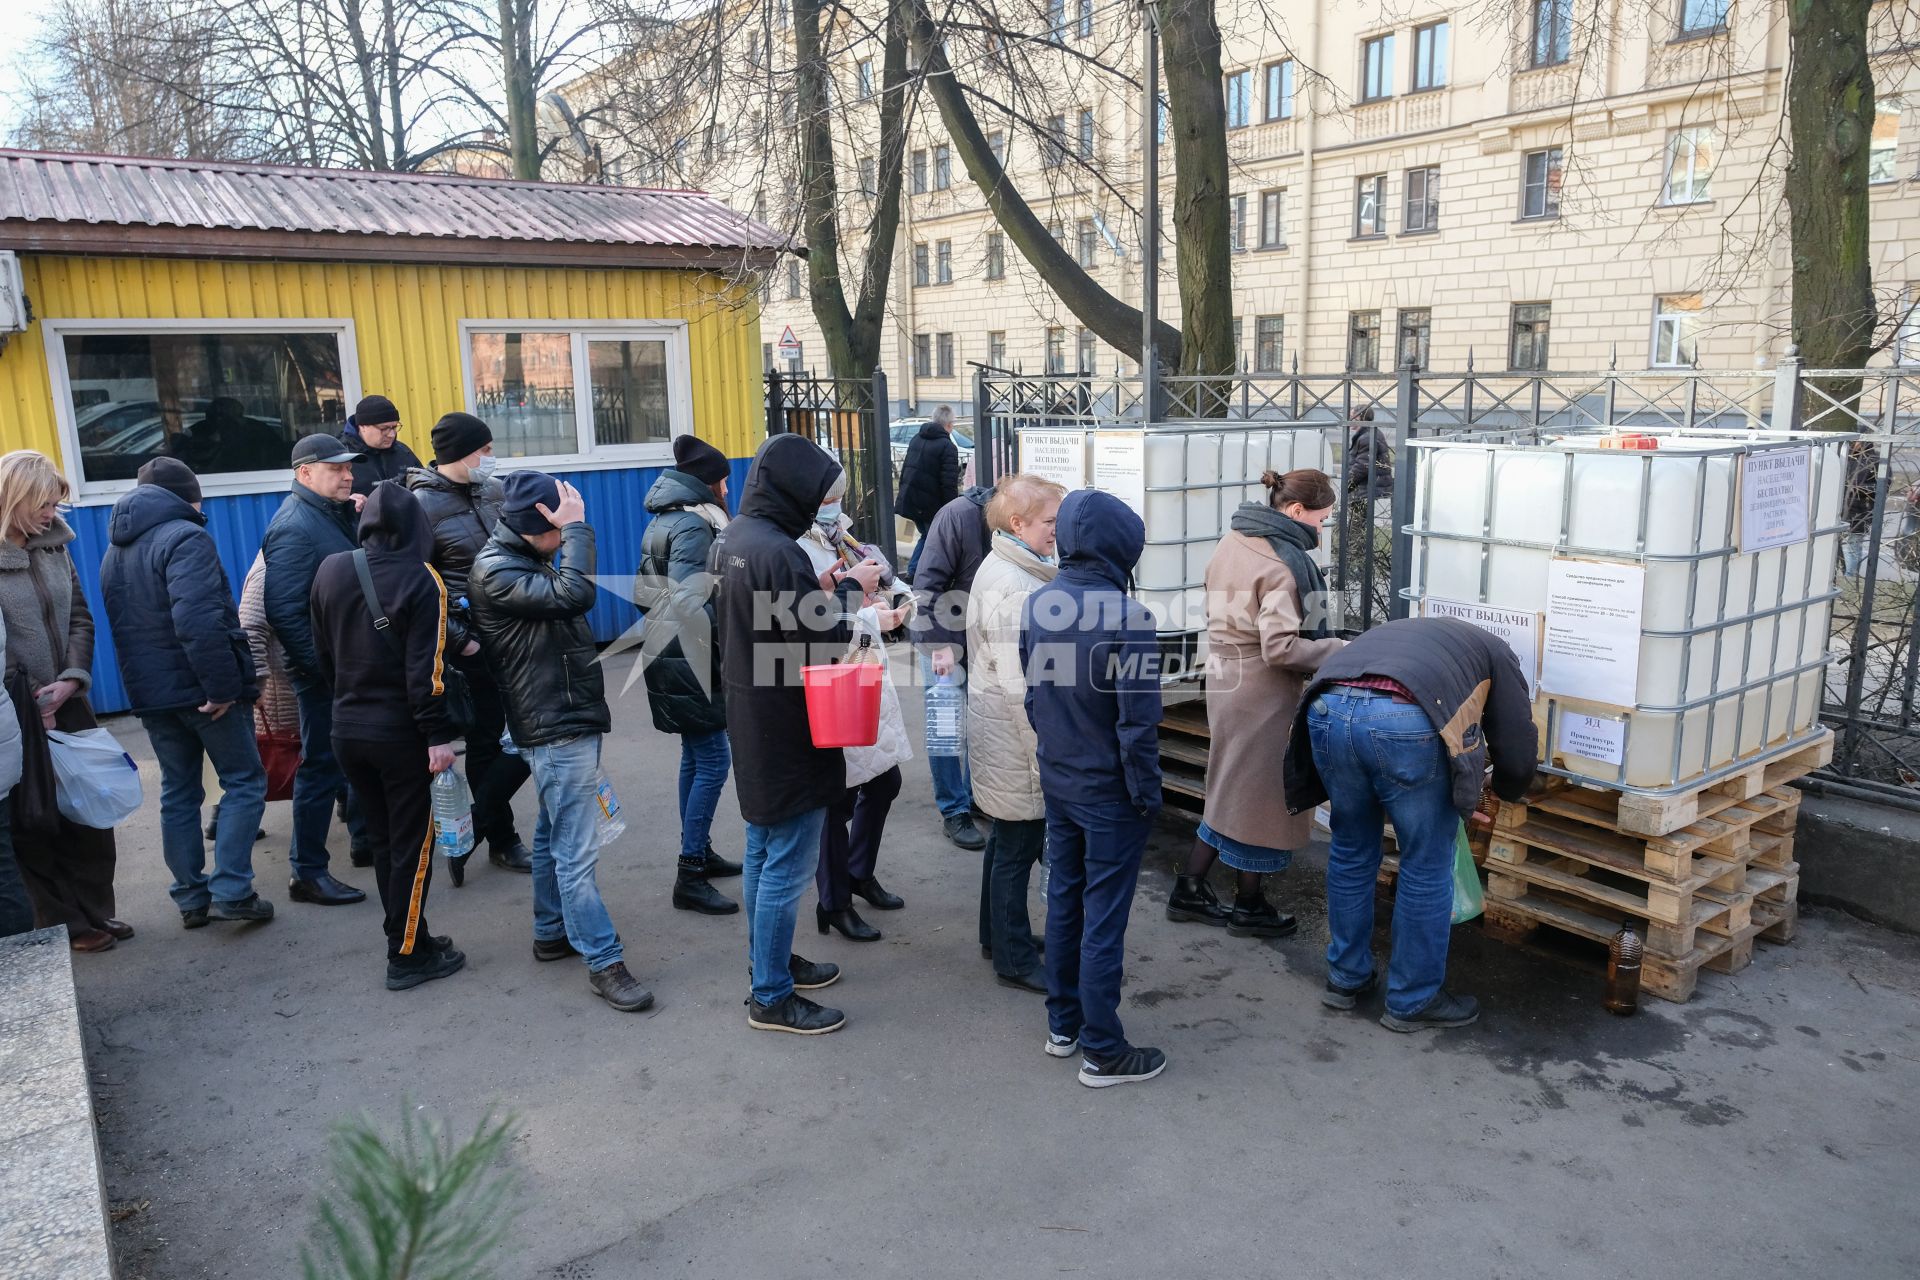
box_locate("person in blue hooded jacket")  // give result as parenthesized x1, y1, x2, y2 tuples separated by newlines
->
(100, 457, 273, 928)
(1018, 488, 1166, 1089)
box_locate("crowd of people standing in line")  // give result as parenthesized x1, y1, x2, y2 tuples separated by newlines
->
(0, 394, 1536, 1088)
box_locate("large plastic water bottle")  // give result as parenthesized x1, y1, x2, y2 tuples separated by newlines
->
(431, 769, 475, 859)
(925, 674, 966, 757)
(592, 774, 627, 849)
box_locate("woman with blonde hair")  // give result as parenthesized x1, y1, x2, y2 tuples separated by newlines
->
(965, 471, 1066, 992)
(0, 450, 124, 951)
(1169, 467, 1344, 939)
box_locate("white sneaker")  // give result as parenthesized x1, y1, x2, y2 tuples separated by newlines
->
(1044, 1032, 1078, 1058)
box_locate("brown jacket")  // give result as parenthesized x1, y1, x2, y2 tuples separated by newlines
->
(239, 552, 298, 734)
(1201, 531, 1345, 850)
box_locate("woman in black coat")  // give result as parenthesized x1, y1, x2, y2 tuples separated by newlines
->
(897, 407, 962, 579)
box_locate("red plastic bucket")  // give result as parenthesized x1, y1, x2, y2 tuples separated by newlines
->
(801, 662, 884, 748)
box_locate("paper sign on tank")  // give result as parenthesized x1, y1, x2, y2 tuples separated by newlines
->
(1540, 558, 1645, 709)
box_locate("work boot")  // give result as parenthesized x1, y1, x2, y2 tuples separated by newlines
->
(673, 858, 740, 915)
(209, 895, 275, 924)
(386, 944, 466, 991)
(1321, 968, 1381, 1011)
(533, 934, 579, 963)
(1381, 990, 1480, 1033)
(489, 838, 533, 873)
(589, 962, 655, 1012)
(699, 845, 743, 878)
(943, 814, 987, 850)
(180, 907, 210, 930)
(1166, 875, 1230, 926)
(748, 992, 846, 1035)
(1228, 893, 1298, 939)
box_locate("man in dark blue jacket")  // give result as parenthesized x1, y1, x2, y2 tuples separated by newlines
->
(100, 458, 274, 929)
(340, 394, 424, 497)
(1019, 489, 1166, 1088)
(260, 433, 368, 907)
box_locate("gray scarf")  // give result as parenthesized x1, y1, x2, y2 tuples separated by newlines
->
(1229, 502, 1333, 641)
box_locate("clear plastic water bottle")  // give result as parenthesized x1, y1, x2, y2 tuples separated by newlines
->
(499, 727, 520, 756)
(925, 674, 966, 757)
(592, 774, 627, 849)
(431, 769, 475, 859)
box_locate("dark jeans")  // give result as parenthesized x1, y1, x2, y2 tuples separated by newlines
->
(140, 705, 267, 910)
(0, 801, 34, 937)
(290, 680, 368, 880)
(460, 657, 530, 847)
(817, 766, 901, 910)
(335, 734, 435, 960)
(677, 729, 731, 860)
(1043, 796, 1152, 1061)
(905, 520, 929, 580)
(984, 817, 1046, 978)
(1308, 689, 1460, 1018)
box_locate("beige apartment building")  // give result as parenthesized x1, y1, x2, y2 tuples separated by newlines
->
(565, 1, 1919, 416)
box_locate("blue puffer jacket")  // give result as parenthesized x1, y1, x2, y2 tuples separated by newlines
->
(261, 481, 358, 686)
(1018, 489, 1163, 813)
(99, 484, 257, 713)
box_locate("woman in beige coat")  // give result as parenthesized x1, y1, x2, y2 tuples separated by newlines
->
(965, 473, 1065, 992)
(1170, 468, 1344, 938)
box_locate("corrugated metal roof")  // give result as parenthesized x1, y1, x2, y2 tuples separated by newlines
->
(0, 148, 790, 269)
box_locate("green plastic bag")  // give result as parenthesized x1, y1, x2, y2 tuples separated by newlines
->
(1450, 821, 1485, 925)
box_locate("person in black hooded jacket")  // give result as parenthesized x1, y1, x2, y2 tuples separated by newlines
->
(896, 406, 962, 579)
(715, 433, 881, 1036)
(310, 481, 464, 993)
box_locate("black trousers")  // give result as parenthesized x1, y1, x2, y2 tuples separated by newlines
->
(459, 656, 531, 848)
(817, 766, 902, 910)
(335, 735, 435, 960)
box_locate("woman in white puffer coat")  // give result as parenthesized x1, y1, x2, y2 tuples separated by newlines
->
(965, 473, 1067, 993)
(798, 470, 916, 942)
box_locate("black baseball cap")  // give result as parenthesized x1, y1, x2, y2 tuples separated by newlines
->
(291, 433, 364, 466)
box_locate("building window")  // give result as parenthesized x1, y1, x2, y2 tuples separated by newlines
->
(856, 59, 873, 99)
(1232, 319, 1244, 371)
(913, 334, 931, 378)
(462, 321, 688, 461)
(913, 243, 930, 287)
(933, 144, 952, 190)
(1404, 166, 1440, 232)
(1077, 327, 1096, 373)
(1651, 294, 1702, 367)
(1898, 287, 1919, 365)
(1076, 218, 1098, 267)
(782, 340, 803, 374)
(1662, 126, 1715, 205)
(911, 148, 927, 194)
(1362, 35, 1395, 101)
(936, 240, 953, 284)
(1869, 100, 1900, 184)
(985, 232, 1006, 280)
(1510, 303, 1552, 370)
(1397, 309, 1432, 371)
(1046, 327, 1066, 374)
(856, 156, 876, 197)
(1230, 194, 1248, 251)
(1265, 60, 1295, 120)
(1354, 174, 1387, 238)
(1076, 0, 1094, 39)
(1226, 70, 1253, 128)
(1520, 147, 1563, 219)
(1255, 315, 1285, 372)
(1077, 107, 1096, 160)
(1678, 0, 1729, 35)
(56, 325, 348, 489)
(1043, 113, 1067, 168)
(988, 331, 1007, 367)
(1047, 0, 1066, 40)
(1156, 97, 1168, 144)
(787, 258, 803, 298)
(1531, 0, 1571, 67)
(1412, 21, 1449, 91)
(1259, 189, 1286, 248)
(1347, 311, 1381, 372)
(936, 332, 955, 377)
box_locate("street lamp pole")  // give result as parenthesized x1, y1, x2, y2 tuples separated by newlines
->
(1139, 0, 1161, 423)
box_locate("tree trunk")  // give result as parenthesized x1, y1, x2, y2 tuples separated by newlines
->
(1786, 0, 1875, 425)
(499, 0, 541, 180)
(910, 1, 1182, 367)
(1156, 0, 1232, 401)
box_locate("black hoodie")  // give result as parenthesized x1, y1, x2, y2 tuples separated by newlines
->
(714, 433, 866, 825)
(309, 481, 454, 745)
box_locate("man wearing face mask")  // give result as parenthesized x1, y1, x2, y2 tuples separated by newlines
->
(404, 412, 532, 878)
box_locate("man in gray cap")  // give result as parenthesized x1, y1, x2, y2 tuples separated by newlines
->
(260, 433, 370, 907)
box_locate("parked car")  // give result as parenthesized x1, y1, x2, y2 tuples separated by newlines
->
(889, 418, 975, 476)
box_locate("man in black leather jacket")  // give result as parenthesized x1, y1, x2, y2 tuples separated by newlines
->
(468, 471, 652, 1014)
(403, 412, 532, 876)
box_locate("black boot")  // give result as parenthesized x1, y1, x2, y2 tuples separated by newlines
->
(1167, 875, 1231, 926)
(700, 845, 743, 878)
(489, 838, 533, 872)
(1228, 893, 1298, 939)
(673, 858, 739, 915)
(816, 904, 881, 941)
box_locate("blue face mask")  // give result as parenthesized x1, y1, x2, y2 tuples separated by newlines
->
(470, 455, 498, 483)
(816, 501, 843, 529)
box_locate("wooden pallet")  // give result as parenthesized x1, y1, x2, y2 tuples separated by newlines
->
(1591, 731, 1832, 838)
(1482, 885, 1760, 1004)
(1157, 699, 1211, 805)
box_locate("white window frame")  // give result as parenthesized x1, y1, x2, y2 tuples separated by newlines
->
(44, 315, 363, 503)
(1662, 126, 1715, 205)
(1650, 295, 1702, 368)
(457, 318, 693, 472)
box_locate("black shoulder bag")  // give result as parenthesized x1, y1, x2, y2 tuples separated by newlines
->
(352, 550, 476, 735)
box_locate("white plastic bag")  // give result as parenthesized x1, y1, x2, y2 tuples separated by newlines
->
(46, 727, 144, 829)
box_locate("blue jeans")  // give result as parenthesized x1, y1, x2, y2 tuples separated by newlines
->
(1308, 690, 1460, 1018)
(918, 651, 973, 820)
(0, 801, 33, 936)
(1043, 796, 1152, 1061)
(677, 729, 732, 859)
(743, 807, 827, 1006)
(141, 705, 268, 910)
(905, 521, 930, 580)
(290, 681, 368, 880)
(526, 735, 623, 973)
